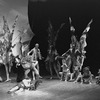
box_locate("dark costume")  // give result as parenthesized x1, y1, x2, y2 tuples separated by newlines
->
(15, 56, 24, 82)
(45, 47, 61, 79)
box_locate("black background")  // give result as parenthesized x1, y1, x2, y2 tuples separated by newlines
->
(28, 0, 100, 76)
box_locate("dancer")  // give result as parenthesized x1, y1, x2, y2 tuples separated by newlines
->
(21, 54, 39, 81)
(79, 19, 93, 55)
(15, 55, 24, 82)
(28, 43, 42, 79)
(63, 44, 76, 81)
(74, 67, 93, 84)
(45, 46, 61, 79)
(95, 69, 100, 85)
(60, 58, 71, 81)
(71, 42, 82, 81)
(7, 77, 42, 94)
(81, 67, 93, 84)
(71, 56, 81, 81)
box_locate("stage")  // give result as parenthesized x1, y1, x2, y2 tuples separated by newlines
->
(0, 77, 100, 100)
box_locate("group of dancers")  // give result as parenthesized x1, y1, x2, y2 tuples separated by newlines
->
(8, 43, 43, 94)
(56, 19, 100, 85)
(1, 18, 100, 94)
(59, 33, 93, 84)
(7, 32, 100, 94)
(57, 18, 93, 84)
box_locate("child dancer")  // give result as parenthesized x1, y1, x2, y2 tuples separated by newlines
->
(60, 59, 71, 81)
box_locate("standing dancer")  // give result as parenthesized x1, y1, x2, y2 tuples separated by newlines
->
(60, 56, 71, 81)
(69, 17, 80, 80)
(71, 42, 82, 81)
(45, 21, 64, 79)
(68, 38, 79, 81)
(45, 45, 61, 79)
(28, 43, 42, 80)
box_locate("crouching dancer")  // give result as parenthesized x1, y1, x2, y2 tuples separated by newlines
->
(7, 77, 42, 94)
(95, 69, 100, 85)
(81, 66, 93, 84)
(74, 66, 93, 84)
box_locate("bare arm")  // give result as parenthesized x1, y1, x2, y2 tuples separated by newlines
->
(27, 49, 34, 55)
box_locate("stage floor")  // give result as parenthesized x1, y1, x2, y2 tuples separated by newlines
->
(0, 77, 100, 100)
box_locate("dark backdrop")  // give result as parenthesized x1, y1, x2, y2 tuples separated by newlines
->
(28, 0, 100, 76)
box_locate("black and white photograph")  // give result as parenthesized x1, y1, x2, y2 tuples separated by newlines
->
(0, 0, 100, 100)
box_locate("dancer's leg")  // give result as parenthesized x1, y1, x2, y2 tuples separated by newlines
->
(54, 64, 60, 79)
(15, 88, 24, 94)
(5, 64, 11, 82)
(49, 62, 53, 79)
(32, 71, 35, 80)
(24, 69, 30, 79)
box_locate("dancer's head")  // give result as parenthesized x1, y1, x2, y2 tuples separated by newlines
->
(62, 59, 66, 64)
(35, 43, 39, 49)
